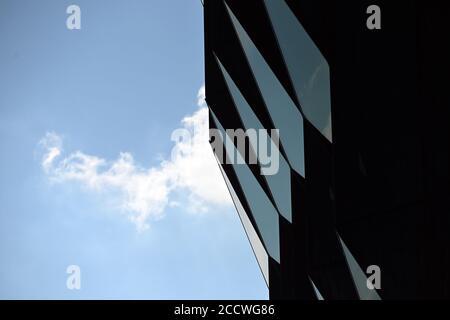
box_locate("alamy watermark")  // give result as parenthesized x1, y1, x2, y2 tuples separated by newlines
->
(172, 127, 281, 176)
(66, 265, 81, 290)
(366, 265, 381, 290)
(66, 5, 81, 30)
(367, 5, 381, 30)
(65, 4, 380, 31)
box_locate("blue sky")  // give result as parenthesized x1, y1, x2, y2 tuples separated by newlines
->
(0, 0, 268, 299)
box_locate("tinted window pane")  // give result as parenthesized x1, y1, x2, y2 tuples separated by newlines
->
(339, 235, 381, 300)
(216, 55, 292, 222)
(309, 277, 325, 300)
(211, 109, 281, 263)
(264, 0, 333, 142)
(225, 3, 305, 177)
(217, 157, 270, 287)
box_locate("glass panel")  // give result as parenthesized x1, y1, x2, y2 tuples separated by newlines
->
(217, 156, 270, 287)
(211, 109, 281, 263)
(263, 0, 333, 142)
(225, 3, 305, 177)
(338, 234, 381, 300)
(215, 55, 292, 222)
(309, 277, 324, 300)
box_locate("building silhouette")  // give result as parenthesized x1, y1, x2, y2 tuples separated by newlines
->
(204, 0, 449, 299)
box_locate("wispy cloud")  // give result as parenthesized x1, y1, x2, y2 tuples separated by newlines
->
(39, 85, 232, 231)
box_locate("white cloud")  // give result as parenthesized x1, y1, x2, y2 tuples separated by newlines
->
(39, 132, 63, 173)
(39, 85, 232, 231)
(197, 84, 206, 107)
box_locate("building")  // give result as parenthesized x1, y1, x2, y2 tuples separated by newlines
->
(204, 0, 450, 299)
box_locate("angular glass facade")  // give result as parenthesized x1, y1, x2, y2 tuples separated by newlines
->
(204, 0, 450, 300)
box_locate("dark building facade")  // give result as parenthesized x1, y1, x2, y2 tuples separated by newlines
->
(204, 0, 450, 299)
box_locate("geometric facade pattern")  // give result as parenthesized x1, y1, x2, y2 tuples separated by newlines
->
(204, 0, 450, 299)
